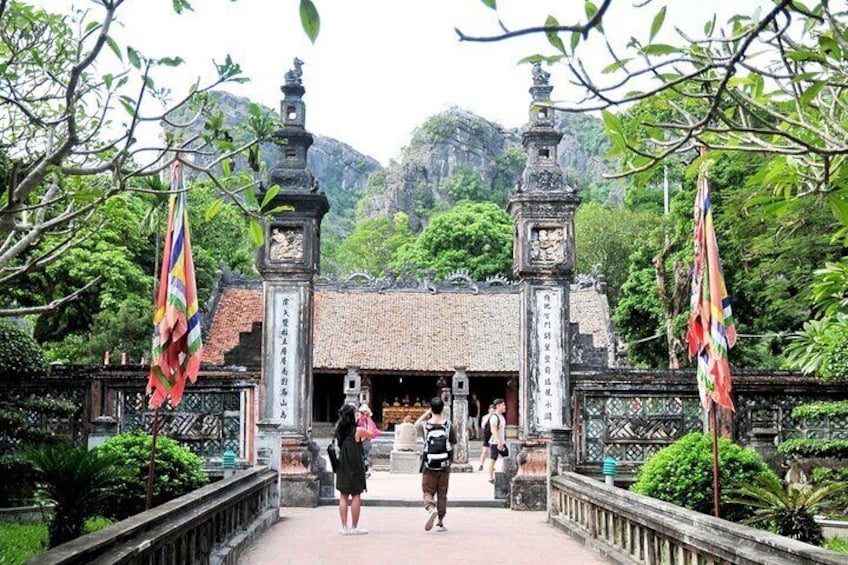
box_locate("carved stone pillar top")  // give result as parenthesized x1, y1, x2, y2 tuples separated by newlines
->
(452, 366, 469, 397)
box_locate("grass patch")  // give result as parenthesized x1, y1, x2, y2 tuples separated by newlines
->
(0, 521, 47, 564)
(83, 516, 113, 534)
(826, 535, 848, 553)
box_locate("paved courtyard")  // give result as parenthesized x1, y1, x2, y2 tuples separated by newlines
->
(239, 471, 608, 565)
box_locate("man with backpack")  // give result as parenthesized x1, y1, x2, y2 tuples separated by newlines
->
(415, 397, 457, 533)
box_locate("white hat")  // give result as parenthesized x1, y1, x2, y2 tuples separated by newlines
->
(358, 403, 371, 415)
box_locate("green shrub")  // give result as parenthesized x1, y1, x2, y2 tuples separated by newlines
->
(812, 467, 848, 518)
(827, 535, 848, 553)
(0, 320, 48, 380)
(82, 516, 113, 534)
(729, 473, 847, 546)
(792, 401, 848, 420)
(778, 439, 848, 459)
(0, 521, 47, 564)
(96, 432, 208, 520)
(24, 442, 118, 548)
(631, 432, 778, 522)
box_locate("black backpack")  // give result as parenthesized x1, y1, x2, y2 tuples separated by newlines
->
(482, 417, 493, 444)
(423, 421, 452, 470)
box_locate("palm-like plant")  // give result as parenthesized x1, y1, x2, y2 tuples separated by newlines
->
(729, 473, 848, 546)
(24, 443, 118, 548)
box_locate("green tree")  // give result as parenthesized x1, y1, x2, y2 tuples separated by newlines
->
(392, 201, 513, 280)
(575, 201, 659, 307)
(0, 1, 274, 318)
(331, 213, 415, 276)
(443, 168, 490, 204)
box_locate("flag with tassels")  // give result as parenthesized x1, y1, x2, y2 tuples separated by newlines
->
(686, 155, 737, 411)
(147, 161, 202, 408)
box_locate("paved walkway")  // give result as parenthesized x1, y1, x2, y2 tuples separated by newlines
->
(239, 471, 608, 565)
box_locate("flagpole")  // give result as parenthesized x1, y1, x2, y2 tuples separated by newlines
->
(710, 399, 721, 518)
(145, 406, 160, 510)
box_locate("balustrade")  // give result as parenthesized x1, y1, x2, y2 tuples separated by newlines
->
(550, 472, 844, 565)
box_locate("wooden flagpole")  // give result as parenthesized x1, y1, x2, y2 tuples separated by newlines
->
(710, 399, 721, 518)
(145, 406, 161, 510)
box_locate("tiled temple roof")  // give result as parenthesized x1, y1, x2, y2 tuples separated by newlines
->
(202, 281, 613, 371)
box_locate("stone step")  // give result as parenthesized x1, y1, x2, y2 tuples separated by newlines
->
(318, 497, 508, 508)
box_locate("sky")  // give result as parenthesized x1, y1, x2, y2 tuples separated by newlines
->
(33, 1, 749, 166)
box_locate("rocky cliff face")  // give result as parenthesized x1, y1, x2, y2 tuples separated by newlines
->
(167, 91, 381, 237)
(356, 106, 618, 229)
(170, 92, 617, 237)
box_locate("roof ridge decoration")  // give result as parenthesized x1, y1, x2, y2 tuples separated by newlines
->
(313, 265, 519, 293)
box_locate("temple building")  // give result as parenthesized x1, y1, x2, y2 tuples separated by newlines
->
(201, 270, 615, 431)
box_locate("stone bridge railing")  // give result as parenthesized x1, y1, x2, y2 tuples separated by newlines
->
(28, 467, 277, 565)
(550, 472, 844, 565)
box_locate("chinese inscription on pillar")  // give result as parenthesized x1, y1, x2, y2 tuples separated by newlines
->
(271, 290, 300, 427)
(533, 288, 564, 430)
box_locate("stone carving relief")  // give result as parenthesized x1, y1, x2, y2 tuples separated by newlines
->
(527, 169, 564, 191)
(530, 227, 565, 263)
(532, 62, 551, 86)
(269, 227, 304, 262)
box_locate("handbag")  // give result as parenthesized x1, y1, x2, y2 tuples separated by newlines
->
(499, 445, 510, 458)
(327, 437, 340, 472)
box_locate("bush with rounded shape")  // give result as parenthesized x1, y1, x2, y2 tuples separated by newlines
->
(631, 432, 778, 522)
(96, 432, 208, 519)
(0, 320, 48, 379)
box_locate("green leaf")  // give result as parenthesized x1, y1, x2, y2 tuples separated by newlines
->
(261, 185, 281, 209)
(602, 58, 632, 74)
(84, 20, 100, 34)
(245, 186, 259, 208)
(204, 199, 224, 221)
(172, 0, 193, 13)
(650, 6, 667, 42)
(105, 36, 122, 61)
(299, 0, 320, 43)
(570, 31, 581, 52)
(800, 80, 825, 106)
(221, 159, 231, 176)
(640, 44, 680, 56)
(103, 74, 113, 89)
(158, 57, 184, 67)
(827, 193, 848, 225)
(118, 95, 135, 116)
(545, 15, 565, 54)
(601, 110, 626, 153)
(248, 219, 264, 247)
(584, 1, 598, 20)
(126, 46, 141, 69)
(267, 205, 294, 215)
(480, 0, 496, 9)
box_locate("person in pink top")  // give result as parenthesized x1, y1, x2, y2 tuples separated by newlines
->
(356, 403, 381, 477)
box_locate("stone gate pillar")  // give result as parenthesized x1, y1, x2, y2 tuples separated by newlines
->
(507, 63, 579, 510)
(255, 58, 329, 507)
(451, 366, 471, 471)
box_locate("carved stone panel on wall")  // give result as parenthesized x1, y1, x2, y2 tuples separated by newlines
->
(269, 227, 304, 263)
(530, 227, 565, 264)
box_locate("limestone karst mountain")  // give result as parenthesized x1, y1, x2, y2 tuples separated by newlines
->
(168, 92, 619, 239)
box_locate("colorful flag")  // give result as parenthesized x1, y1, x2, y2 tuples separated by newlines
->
(686, 156, 737, 411)
(147, 162, 202, 408)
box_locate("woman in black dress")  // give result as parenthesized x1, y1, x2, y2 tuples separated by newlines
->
(334, 403, 374, 535)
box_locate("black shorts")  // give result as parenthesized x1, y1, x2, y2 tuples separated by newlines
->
(489, 444, 503, 460)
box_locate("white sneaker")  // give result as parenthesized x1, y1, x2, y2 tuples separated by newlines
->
(349, 526, 368, 535)
(339, 527, 349, 535)
(436, 524, 447, 533)
(425, 509, 438, 531)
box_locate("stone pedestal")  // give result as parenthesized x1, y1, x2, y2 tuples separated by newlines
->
(278, 436, 320, 507)
(87, 416, 118, 450)
(390, 422, 421, 473)
(511, 439, 549, 511)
